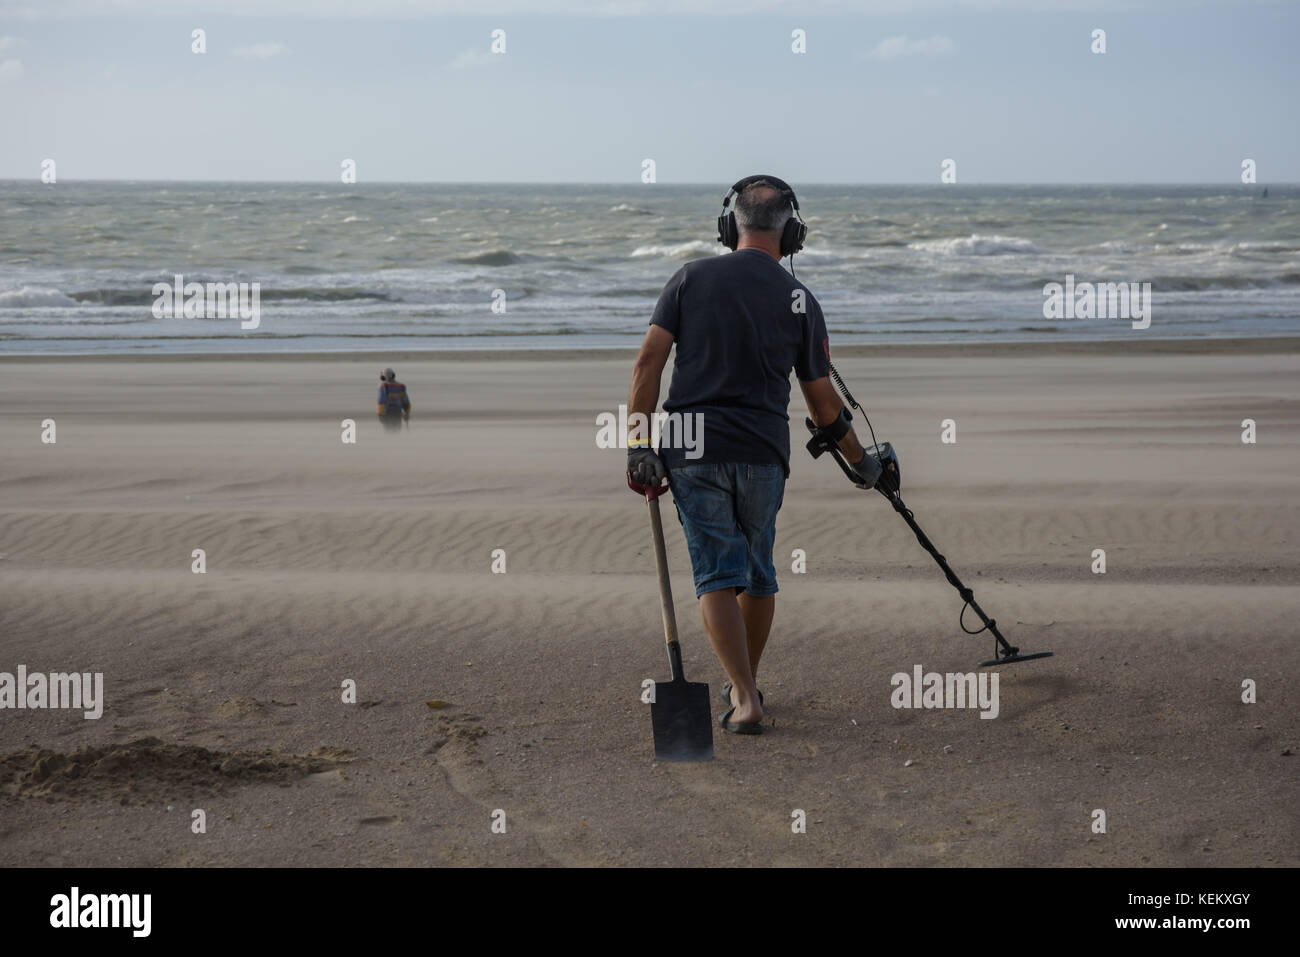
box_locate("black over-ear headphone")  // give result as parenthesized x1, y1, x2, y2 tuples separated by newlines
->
(716, 174, 807, 257)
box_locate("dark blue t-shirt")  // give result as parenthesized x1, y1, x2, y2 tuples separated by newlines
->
(650, 248, 831, 476)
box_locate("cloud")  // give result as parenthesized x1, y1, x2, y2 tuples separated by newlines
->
(446, 48, 496, 71)
(233, 42, 288, 60)
(0, 59, 23, 81)
(867, 35, 955, 60)
(0, 37, 20, 51)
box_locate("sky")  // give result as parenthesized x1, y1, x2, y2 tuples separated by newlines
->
(0, 0, 1296, 183)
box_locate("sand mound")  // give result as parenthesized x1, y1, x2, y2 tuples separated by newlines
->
(0, 737, 352, 804)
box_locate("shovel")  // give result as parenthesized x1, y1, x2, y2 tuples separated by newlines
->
(628, 473, 714, 762)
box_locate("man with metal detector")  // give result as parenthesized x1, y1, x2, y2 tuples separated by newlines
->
(626, 175, 887, 737)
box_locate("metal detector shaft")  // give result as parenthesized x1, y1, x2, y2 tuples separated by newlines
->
(806, 421, 1049, 665)
(880, 490, 1018, 659)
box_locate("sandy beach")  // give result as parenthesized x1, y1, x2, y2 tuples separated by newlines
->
(0, 340, 1296, 867)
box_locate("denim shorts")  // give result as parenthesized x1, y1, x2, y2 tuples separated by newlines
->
(668, 462, 786, 598)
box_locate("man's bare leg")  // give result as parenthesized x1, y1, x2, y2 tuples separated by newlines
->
(738, 593, 774, 681)
(699, 589, 762, 724)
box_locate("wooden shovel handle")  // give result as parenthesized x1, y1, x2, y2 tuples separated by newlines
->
(645, 496, 680, 648)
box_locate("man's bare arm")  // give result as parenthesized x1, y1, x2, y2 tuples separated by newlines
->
(628, 324, 675, 435)
(800, 375, 866, 463)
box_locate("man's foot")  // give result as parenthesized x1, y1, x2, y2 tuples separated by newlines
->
(721, 684, 763, 726)
(718, 707, 763, 735)
(720, 682, 764, 710)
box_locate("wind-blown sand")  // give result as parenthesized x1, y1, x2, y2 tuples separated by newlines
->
(0, 341, 1296, 867)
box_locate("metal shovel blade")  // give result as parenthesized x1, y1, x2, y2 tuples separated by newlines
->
(651, 677, 714, 762)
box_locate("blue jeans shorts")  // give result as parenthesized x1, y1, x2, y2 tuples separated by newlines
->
(668, 462, 786, 598)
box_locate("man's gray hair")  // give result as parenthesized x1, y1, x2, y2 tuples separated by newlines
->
(734, 181, 792, 233)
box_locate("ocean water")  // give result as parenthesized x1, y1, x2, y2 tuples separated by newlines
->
(0, 182, 1296, 354)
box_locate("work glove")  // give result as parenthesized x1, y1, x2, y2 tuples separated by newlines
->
(627, 446, 667, 487)
(850, 449, 883, 489)
(861, 443, 901, 495)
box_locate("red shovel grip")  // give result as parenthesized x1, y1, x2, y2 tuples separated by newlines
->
(627, 472, 669, 500)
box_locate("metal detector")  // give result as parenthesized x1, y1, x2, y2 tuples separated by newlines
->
(807, 365, 1054, 668)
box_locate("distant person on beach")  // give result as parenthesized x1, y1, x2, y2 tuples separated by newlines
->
(626, 176, 882, 736)
(377, 367, 410, 432)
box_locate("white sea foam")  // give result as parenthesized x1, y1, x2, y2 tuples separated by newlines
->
(907, 234, 1040, 256)
(0, 286, 79, 308)
(630, 240, 722, 259)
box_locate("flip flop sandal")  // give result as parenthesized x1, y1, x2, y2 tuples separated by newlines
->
(717, 706, 763, 735)
(720, 682, 764, 709)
